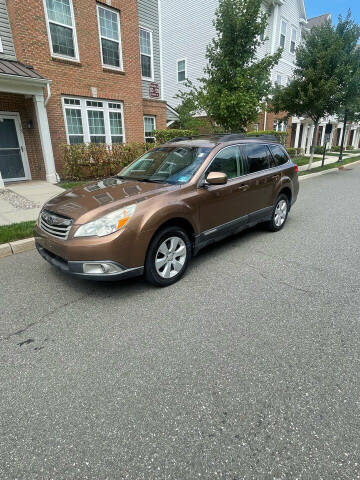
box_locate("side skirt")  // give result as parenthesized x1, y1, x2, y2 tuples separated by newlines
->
(193, 206, 273, 255)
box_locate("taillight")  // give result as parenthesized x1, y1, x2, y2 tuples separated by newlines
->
(294, 164, 298, 173)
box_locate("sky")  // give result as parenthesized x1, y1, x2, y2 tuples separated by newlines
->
(306, 0, 360, 24)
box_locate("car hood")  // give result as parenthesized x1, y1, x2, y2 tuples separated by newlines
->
(43, 178, 176, 224)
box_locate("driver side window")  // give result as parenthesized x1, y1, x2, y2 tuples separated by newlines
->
(207, 146, 240, 180)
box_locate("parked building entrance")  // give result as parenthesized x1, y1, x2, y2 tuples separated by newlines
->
(0, 113, 30, 182)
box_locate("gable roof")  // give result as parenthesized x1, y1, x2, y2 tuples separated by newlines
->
(307, 13, 332, 29)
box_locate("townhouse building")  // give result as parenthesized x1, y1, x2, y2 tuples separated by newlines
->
(159, 0, 360, 152)
(0, 0, 167, 184)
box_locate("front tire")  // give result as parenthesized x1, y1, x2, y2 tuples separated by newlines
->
(266, 194, 290, 232)
(145, 226, 191, 287)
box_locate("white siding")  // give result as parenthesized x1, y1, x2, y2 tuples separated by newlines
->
(160, 0, 307, 107)
(0, 0, 16, 60)
(138, 0, 162, 99)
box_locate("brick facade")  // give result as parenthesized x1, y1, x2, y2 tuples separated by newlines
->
(5, 0, 166, 176)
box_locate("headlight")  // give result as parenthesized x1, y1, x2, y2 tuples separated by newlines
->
(74, 204, 136, 238)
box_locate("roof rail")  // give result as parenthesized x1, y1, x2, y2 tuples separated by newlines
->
(165, 136, 193, 143)
(246, 134, 279, 142)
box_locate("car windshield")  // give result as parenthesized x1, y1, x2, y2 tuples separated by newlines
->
(118, 146, 212, 184)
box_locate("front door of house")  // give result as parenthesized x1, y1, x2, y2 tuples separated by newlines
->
(0, 113, 30, 182)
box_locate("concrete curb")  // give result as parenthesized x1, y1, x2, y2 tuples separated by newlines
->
(0, 237, 36, 258)
(299, 159, 360, 181)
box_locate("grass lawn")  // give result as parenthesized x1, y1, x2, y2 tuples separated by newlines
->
(292, 156, 311, 166)
(0, 221, 36, 245)
(58, 180, 88, 190)
(299, 156, 360, 176)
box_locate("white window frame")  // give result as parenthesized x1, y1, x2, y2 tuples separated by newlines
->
(143, 115, 156, 142)
(42, 0, 79, 62)
(97, 4, 123, 71)
(139, 26, 154, 81)
(290, 27, 297, 54)
(62, 96, 126, 145)
(177, 58, 187, 83)
(276, 74, 282, 86)
(280, 19, 287, 49)
(0, 37, 3, 53)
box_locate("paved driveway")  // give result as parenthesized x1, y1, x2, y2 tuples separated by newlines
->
(1, 166, 360, 479)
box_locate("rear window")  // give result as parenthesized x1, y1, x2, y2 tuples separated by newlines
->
(269, 144, 290, 166)
(244, 144, 271, 174)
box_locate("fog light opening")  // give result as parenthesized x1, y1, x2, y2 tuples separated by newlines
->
(83, 263, 122, 274)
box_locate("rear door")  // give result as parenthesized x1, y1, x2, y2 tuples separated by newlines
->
(239, 143, 278, 223)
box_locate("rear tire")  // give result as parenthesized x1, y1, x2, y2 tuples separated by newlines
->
(266, 194, 290, 232)
(145, 226, 191, 287)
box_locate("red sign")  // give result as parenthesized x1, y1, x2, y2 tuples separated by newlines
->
(149, 82, 160, 98)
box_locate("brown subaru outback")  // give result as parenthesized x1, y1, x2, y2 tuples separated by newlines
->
(35, 134, 299, 286)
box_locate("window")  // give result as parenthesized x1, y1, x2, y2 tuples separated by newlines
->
(120, 146, 211, 184)
(177, 59, 186, 83)
(97, 5, 122, 69)
(144, 116, 156, 143)
(43, 0, 78, 60)
(207, 146, 242, 179)
(276, 74, 282, 86)
(269, 144, 289, 166)
(280, 20, 287, 48)
(63, 97, 125, 145)
(290, 27, 297, 53)
(244, 144, 270, 174)
(140, 28, 153, 80)
(253, 124, 259, 132)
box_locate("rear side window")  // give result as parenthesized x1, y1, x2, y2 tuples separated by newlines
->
(243, 144, 271, 174)
(269, 144, 290, 166)
(207, 145, 240, 179)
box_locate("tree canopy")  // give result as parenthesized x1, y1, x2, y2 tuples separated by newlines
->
(176, 0, 281, 132)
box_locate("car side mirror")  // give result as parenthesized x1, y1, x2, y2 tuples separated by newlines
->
(206, 171, 228, 185)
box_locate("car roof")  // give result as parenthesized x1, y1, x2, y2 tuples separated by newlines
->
(164, 134, 281, 148)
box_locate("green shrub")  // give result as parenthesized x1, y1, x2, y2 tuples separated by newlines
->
(62, 142, 154, 180)
(331, 145, 341, 152)
(346, 145, 354, 150)
(314, 146, 325, 154)
(153, 129, 194, 144)
(246, 129, 288, 145)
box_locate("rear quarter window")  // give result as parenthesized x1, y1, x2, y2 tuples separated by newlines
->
(269, 144, 290, 166)
(243, 144, 271, 174)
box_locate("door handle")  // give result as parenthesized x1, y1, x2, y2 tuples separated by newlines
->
(238, 184, 249, 192)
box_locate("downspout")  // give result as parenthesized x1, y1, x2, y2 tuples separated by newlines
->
(44, 82, 51, 107)
(264, 102, 268, 130)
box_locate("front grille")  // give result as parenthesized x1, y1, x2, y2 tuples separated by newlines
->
(40, 210, 73, 240)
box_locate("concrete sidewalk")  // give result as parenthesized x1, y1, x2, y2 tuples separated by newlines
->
(298, 152, 359, 171)
(0, 181, 64, 226)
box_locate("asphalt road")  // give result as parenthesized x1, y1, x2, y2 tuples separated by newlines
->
(1, 166, 360, 480)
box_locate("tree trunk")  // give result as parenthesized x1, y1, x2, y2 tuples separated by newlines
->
(307, 121, 319, 170)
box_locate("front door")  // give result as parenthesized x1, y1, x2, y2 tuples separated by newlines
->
(197, 145, 250, 236)
(0, 113, 30, 182)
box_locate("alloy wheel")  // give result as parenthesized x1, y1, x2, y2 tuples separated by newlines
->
(155, 236, 187, 279)
(274, 199, 288, 227)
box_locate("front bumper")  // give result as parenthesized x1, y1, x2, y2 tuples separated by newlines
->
(36, 242, 143, 281)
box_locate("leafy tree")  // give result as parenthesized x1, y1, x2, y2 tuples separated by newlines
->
(272, 20, 342, 169)
(176, 0, 281, 132)
(332, 13, 360, 161)
(272, 13, 360, 169)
